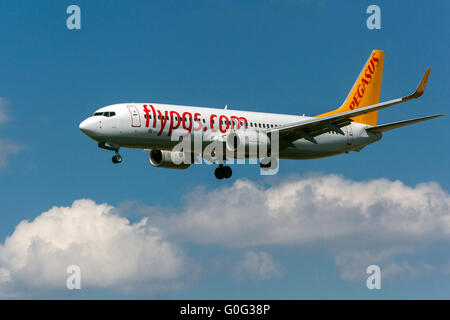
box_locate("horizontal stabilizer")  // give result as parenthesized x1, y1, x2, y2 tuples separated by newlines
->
(366, 114, 444, 133)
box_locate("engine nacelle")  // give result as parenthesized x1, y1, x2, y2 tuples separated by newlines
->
(149, 150, 191, 169)
(225, 132, 243, 152)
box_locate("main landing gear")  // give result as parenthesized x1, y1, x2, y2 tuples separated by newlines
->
(112, 151, 122, 164)
(214, 164, 232, 180)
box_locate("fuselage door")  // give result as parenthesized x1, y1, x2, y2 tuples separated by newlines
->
(127, 105, 141, 127)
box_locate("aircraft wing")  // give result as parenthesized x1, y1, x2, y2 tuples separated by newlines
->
(268, 68, 430, 145)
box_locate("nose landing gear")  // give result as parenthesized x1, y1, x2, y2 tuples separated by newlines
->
(214, 164, 232, 180)
(98, 142, 123, 164)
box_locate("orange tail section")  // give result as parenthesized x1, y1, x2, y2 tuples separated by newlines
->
(317, 50, 384, 126)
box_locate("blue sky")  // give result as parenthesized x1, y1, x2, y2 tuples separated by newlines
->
(0, 0, 449, 299)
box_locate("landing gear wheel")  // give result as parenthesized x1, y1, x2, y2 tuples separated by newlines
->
(214, 165, 232, 180)
(223, 166, 232, 179)
(215, 167, 224, 180)
(112, 154, 123, 164)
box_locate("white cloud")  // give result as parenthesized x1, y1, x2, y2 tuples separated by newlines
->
(149, 174, 449, 280)
(153, 175, 450, 247)
(0, 199, 192, 297)
(1, 174, 448, 296)
(0, 139, 22, 168)
(335, 247, 434, 282)
(0, 99, 21, 168)
(234, 251, 282, 281)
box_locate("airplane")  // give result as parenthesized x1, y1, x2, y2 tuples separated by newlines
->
(79, 50, 443, 180)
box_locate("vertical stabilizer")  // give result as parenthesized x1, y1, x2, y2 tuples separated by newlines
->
(317, 50, 384, 126)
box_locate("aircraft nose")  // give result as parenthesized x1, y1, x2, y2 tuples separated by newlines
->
(79, 119, 89, 132)
(79, 119, 87, 131)
(79, 118, 97, 136)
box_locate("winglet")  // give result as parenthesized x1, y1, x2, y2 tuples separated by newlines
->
(406, 67, 430, 100)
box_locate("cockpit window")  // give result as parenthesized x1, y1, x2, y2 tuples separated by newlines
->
(94, 111, 116, 117)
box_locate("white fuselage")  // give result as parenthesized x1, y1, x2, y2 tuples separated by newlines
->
(79, 103, 382, 160)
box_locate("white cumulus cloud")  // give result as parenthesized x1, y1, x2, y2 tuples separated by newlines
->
(234, 251, 282, 281)
(1, 174, 448, 296)
(153, 175, 450, 247)
(0, 199, 192, 297)
(148, 174, 449, 281)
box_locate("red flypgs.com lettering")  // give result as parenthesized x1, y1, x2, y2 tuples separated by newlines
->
(348, 52, 380, 110)
(142, 104, 248, 136)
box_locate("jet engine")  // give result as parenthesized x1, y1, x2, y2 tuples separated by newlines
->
(149, 150, 192, 169)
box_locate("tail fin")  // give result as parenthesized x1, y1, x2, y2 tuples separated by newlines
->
(317, 50, 385, 126)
